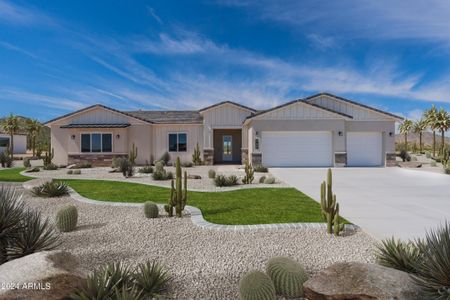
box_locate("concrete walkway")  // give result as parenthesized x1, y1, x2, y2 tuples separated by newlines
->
(270, 167, 450, 240)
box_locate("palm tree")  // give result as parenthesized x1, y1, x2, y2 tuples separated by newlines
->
(399, 119, 413, 151)
(25, 119, 42, 157)
(1, 114, 21, 159)
(413, 119, 427, 153)
(424, 105, 438, 157)
(435, 108, 450, 156)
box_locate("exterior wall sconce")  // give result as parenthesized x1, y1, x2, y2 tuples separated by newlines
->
(116, 134, 120, 139)
(389, 132, 393, 137)
(71, 135, 76, 140)
(338, 131, 343, 136)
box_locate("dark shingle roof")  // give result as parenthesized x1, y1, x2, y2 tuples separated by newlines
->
(126, 111, 203, 124)
(198, 101, 256, 113)
(60, 123, 131, 128)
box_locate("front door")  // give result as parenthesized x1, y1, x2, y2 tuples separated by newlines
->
(222, 135, 232, 161)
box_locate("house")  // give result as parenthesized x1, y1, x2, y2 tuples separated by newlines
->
(45, 93, 403, 167)
(0, 132, 27, 154)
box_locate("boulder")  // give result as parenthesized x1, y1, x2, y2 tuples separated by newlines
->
(303, 262, 423, 300)
(0, 251, 84, 300)
(187, 174, 202, 179)
(22, 178, 52, 190)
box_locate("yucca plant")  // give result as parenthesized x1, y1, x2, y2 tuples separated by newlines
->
(112, 286, 144, 300)
(7, 210, 60, 260)
(374, 237, 422, 274)
(132, 260, 172, 297)
(32, 181, 69, 197)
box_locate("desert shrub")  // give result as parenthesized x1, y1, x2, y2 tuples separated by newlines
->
(181, 161, 193, 168)
(264, 176, 276, 184)
(0, 151, 13, 168)
(259, 176, 266, 183)
(71, 260, 171, 300)
(208, 169, 216, 179)
(56, 205, 78, 232)
(111, 157, 120, 168)
(73, 169, 81, 175)
(426, 152, 431, 158)
(25, 167, 40, 173)
(144, 201, 159, 218)
(242, 160, 254, 184)
(214, 175, 239, 187)
(152, 163, 173, 180)
(74, 162, 92, 169)
(411, 156, 418, 161)
(32, 181, 69, 197)
(239, 270, 276, 300)
(138, 166, 153, 174)
(158, 152, 171, 165)
(430, 161, 437, 167)
(399, 150, 411, 162)
(374, 238, 422, 274)
(254, 165, 268, 173)
(67, 170, 73, 175)
(116, 157, 134, 178)
(266, 256, 308, 297)
(23, 158, 31, 168)
(43, 163, 58, 170)
(444, 166, 450, 174)
(192, 142, 202, 165)
(227, 175, 239, 186)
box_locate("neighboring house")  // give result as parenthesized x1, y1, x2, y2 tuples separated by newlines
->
(0, 132, 27, 154)
(45, 93, 402, 167)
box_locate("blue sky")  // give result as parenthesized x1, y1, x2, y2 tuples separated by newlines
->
(1, 0, 450, 122)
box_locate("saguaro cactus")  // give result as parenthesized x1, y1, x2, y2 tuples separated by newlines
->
(43, 144, 54, 167)
(165, 157, 187, 217)
(129, 143, 138, 164)
(320, 168, 343, 235)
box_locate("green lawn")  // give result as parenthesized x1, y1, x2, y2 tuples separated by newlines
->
(0, 168, 30, 182)
(64, 179, 324, 225)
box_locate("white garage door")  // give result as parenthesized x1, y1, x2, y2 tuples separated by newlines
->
(261, 131, 332, 167)
(347, 132, 382, 167)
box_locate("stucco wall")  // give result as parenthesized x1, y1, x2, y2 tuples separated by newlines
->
(0, 134, 27, 154)
(346, 120, 396, 153)
(128, 125, 152, 165)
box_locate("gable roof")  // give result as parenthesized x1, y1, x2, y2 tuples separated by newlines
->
(245, 98, 353, 121)
(199, 101, 256, 113)
(126, 111, 203, 124)
(304, 92, 404, 121)
(44, 104, 153, 126)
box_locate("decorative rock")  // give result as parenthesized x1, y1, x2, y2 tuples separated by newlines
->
(187, 174, 202, 179)
(303, 262, 423, 300)
(0, 251, 84, 299)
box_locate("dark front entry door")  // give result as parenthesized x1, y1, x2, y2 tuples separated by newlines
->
(213, 129, 242, 164)
(222, 135, 233, 161)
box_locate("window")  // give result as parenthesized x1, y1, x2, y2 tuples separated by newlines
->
(80, 133, 112, 153)
(168, 133, 187, 152)
(0, 137, 9, 148)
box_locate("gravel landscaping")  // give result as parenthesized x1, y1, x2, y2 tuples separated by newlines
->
(24, 165, 288, 191)
(12, 184, 376, 299)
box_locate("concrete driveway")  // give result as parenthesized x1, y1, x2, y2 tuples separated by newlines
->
(270, 167, 450, 240)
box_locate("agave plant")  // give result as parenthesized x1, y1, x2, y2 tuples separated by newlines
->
(32, 181, 69, 197)
(132, 260, 172, 297)
(374, 237, 422, 274)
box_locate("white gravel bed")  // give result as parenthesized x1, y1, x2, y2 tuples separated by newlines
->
(24, 165, 289, 191)
(15, 187, 376, 299)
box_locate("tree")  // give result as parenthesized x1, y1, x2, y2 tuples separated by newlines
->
(1, 114, 21, 159)
(399, 119, 413, 151)
(435, 108, 450, 156)
(424, 105, 438, 157)
(413, 119, 427, 153)
(25, 119, 42, 157)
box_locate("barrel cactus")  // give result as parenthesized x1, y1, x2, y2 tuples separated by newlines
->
(266, 256, 308, 298)
(144, 201, 159, 218)
(239, 270, 275, 300)
(56, 205, 78, 232)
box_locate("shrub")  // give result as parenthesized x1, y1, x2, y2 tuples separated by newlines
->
(259, 176, 266, 183)
(239, 270, 276, 300)
(411, 156, 418, 161)
(0, 151, 13, 168)
(181, 161, 193, 168)
(43, 163, 58, 170)
(132, 260, 172, 297)
(23, 158, 31, 168)
(444, 166, 450, 174)
(73, 169, 81, 175)
(214, 175, 239, 187)
(263, 177, 276, 184)
(144, 201, 159, 218)
(399, 150, 411, 162)
(32, 181, 69, 197)
(192, 142, 202, 165)
(158, 152, 171, 165)
(374, 238, 422, 274)
(152, 163, 173, 180)
(430, 161, 437, 167)
(242, 160, 254, 184)
(426, 152, 431, 158)
(254, 165, 268, 173)
(208, 169, 216, 179)
(56, 205, 78, 232)
(138, 166, 153, 174)
(116, 157, 134, 178)
(227, 175, 239, 186)
(25, 167, 40, 173)
(74, 162, 92, 169)
(266, 256, 308, 297)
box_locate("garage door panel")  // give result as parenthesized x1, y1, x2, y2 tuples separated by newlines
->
(261, 131, 332, 167)
(347, 132, 382, 167)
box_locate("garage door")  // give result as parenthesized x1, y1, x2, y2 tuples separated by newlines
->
(347, 132, 382, 167)
(261, 131, 332, 167)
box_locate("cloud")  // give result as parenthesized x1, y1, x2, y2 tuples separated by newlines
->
(307, 34, 338, 51)
(0, 41, 38, 59)
(147, 6, 162, 24)
(0, 0, 56, 27)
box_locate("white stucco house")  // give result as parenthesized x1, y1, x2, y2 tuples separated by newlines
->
(0, 133, 27, 154)
(45, 93, 403, 167)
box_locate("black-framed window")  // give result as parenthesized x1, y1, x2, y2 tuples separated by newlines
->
(0, 137, 9, 148)
(168, 133, 187, 152)
(81, 133, 112, 153)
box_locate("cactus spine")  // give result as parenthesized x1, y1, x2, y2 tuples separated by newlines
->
(239, 270, 276, 300)
(266, 256, 308, 297)
(166, 157, 187, 217)
(320, 168, 343, 235)
(144, 201, 159, 218)
(129, 143, 138, 164)
(56, 205, 78, 232)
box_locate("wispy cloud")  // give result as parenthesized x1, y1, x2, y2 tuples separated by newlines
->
(147, 6, 162, 24)
(307, 34, 338, 51)
(0, 0, 56, 27)
(0, 41, 38, 59)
